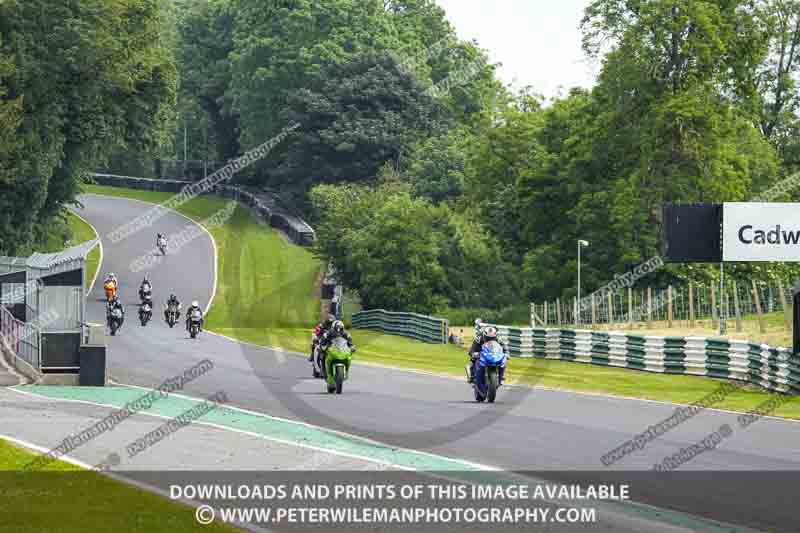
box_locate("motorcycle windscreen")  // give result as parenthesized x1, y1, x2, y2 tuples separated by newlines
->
(328, 337, 351, 357)
(480, 340, 505, 364)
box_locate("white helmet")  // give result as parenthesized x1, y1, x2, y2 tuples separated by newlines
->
(192, 301, 199, 308)
(483, 326, 498, 341)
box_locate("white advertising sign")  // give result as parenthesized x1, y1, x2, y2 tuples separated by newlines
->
(723, 202, 800, 261)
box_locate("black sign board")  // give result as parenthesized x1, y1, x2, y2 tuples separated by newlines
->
(662, 204, 722, 263)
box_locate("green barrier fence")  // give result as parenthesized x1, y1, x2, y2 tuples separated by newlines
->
(352, 310, 449, 344)
(485, 325, 800, 394)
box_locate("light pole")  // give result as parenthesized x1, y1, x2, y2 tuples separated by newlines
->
(577, 240, 589, 325)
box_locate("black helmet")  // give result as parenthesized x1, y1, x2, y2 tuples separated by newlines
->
(323, 316, 335, 328)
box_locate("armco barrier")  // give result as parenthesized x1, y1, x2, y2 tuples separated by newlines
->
(352, 310, 448, 344)
(486, 325, 800, 394)
(91, 173, 315, 246)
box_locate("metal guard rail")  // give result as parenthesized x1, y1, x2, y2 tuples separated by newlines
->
(352, 309, 449, 344)
(485, 325, 799, 394)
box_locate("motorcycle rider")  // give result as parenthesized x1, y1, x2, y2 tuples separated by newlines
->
(319, 320, 356, 354)
(467, 322, 506, 383)
(185, 301, 204, 332)
(138, 276, 153, 302)
(157, 232, 167, 250)
(106, 295, 125, 329)
(164, 293, 181, 322)
(309, 315, 336, 362)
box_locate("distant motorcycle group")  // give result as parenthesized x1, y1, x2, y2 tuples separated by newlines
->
(101, 234, 204, 339)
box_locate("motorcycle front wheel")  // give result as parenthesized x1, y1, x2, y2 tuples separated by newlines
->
(335, 365, 344, 394)
(487, 368, 499, 403)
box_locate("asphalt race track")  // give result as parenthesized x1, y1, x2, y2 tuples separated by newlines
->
(74, 194, 800, 531)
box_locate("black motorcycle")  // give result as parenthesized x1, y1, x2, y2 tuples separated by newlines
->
(188, 309, 202, 339)
(139, 297, 153, 326)
(165, 304, 180, 328)
(108, 308, 123, 336)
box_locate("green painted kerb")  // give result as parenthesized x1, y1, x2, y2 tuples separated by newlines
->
(13, 384, 478, 471)
(13, 384, 739, 532)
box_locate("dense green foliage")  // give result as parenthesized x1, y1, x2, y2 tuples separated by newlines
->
(277, 52, 449, 205)
(311, 181, 517, 313)
(0, 0, 177, 255)
(6, 0, 800, 315)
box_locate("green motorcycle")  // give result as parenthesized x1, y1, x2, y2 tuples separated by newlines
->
(323, 337, 352, 394)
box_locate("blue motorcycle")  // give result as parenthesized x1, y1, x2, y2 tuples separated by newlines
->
(466, 340, 507, 403)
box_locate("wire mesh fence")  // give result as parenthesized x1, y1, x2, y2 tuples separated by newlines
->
(530, 280, 796, 331)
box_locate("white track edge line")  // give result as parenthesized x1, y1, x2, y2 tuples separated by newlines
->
(7, 386, 416, 471)
(0, 432, 274, 533)
(69, 208, 103, 296)
(115, 381, 501, 472)
(0, 433, 95, 469)
(4, 393, 749, 532)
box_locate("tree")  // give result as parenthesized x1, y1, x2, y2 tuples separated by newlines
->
(464, 91, 547, 265)
(176, 0, 240, 162)
(508, 1, 781, 299)
(0, 39, 24, 254)
(277, 52, 447, 197)
(401, 127, 469, 203)
(311, 180, 520, 313)
(311, 183, 448, 313)
(228, 0, 403, 152)
(0, 0, 178, 254)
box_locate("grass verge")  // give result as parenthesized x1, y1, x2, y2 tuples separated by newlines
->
(30, 211, 101, 289)
(0, 438, 240, 532)
(85, 185, 799, 419)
